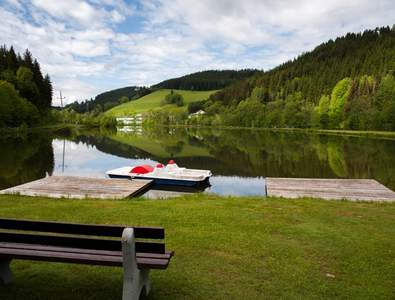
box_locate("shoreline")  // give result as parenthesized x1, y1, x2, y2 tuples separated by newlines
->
(0, 123, 96, 136)
(2, 122, 395, 140)
(143, 124, 395, 140)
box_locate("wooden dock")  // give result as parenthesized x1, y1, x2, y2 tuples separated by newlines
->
(0, 176, 152, 199)
(266, 178, 395, 202)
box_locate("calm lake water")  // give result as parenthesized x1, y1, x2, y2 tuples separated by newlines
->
(1, 127, 395, 198)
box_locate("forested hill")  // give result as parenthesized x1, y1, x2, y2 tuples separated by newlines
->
(202, 26, 395, 131)
(0, 46, 53, 127)
(65, 86, 151, 113)
(152, 69, 261, 91)
(210, 26, 395, 106)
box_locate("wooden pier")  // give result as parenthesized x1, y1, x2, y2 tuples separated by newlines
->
(266, 178, 395, 202)
(1, 176, 394, 202)
(0, 176, 152, 199)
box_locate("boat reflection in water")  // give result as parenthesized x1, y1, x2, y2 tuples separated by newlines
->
(142, 176, 266, 199)
(142, 181, 211, 199)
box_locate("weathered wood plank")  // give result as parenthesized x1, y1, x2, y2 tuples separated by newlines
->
(0, 242, 173, 260)
(0, 218, 164, 239)
(0, 247, 170, 269)
(266, 178, 395, 201)
(0, 232, 165, 253)
(0, 176, 152, 199)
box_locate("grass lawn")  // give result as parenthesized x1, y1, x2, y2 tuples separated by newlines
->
(106, 89, 217, 117)
(0, 194, 394, 299)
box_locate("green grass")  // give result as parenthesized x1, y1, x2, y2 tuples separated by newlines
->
(106, 89, 217, 116)
(270, 128, 395, 140)
(0, 194, 394, 299)
(172, 125, 395, 140)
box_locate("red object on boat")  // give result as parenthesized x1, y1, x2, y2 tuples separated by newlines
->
(168, 160, 175, 164)
(130, 165, 154, 174)
(156, 163, 164, 168)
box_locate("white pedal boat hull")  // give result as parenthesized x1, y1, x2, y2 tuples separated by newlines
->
(106, 165, 212, 187)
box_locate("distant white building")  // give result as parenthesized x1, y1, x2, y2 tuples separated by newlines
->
(117, 114, 144, 125)
(116, 117, 134, 125)
(188, 110, 206, 119)
(135, 113, 143, 124)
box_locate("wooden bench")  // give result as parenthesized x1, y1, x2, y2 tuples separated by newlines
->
(0, 218, 174, 300)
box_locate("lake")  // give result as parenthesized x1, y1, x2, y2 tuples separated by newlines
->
(1, 127, 394, 198)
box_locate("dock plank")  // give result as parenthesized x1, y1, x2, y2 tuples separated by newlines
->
(266, 178, 395, 202)
(0, 176, 152, 199)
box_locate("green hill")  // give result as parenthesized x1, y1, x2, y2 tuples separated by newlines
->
(209, 26, 395, 107)
(152, 69, 261, 91)
(203, 26, 395, 131)
(106, 89, 217, 116)
(64, 70, 258, 115)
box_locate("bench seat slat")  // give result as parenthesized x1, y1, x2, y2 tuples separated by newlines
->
(0, 242, 173, 260)
(0, 248, 170, 269)
(0, 232, 165, 254)
(0, 218, 164, 239)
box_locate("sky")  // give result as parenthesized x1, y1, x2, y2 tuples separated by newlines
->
(1, 0, 394, 105)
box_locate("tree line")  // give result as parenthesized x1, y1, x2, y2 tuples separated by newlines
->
(0, 45, 53, 127)
(198, 26, 395, 131)
(209, 74, 394, 130)
(152, 69, 261, 91)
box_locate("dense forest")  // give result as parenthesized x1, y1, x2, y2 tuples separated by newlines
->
(0, 46, 53, 127)
(152, 69, 261, 91)
(194, 26, 395, 131)
(65, 86, 151, 113)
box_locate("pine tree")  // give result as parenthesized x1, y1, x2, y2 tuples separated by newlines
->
(22, 49, 34, 69)
(0, 45, 7, 73)
(6, 46, 18, 71)
(43, 74, 53, 109)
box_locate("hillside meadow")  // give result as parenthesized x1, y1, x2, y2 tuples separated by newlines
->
(106, 89, 217, 116)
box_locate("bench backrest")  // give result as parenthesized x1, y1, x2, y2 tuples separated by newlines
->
(0, 218, 165, 254)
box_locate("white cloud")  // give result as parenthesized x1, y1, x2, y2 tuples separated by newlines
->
(5, 0, 23, 10)
(31, 0, 97, 25)
(30, 0, 130, 27)
(52, 78, 99, 106)
(1, 0, 394, 104)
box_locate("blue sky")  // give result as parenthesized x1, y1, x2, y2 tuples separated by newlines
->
(1, 0, 394, 105)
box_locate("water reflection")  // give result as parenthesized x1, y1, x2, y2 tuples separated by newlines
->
(52, 139, 156, 178)
(0, 133, 54, 190)
(143, 183, 210, 199)
(207, 176, 266, 196)
(89, 127, 395, 190)
(0, 127, 394, 197)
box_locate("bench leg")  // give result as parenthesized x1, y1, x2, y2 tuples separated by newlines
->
(0, 259, 13, 284)
(140, 269, 151, 296)
(122, 228, 152, 300)
(122, 268, 141, 300)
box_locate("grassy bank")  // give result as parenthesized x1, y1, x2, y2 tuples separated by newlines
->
(275, 128, 395, 140)
(150, 124, 395, 140)
(0, 194, 394, 299)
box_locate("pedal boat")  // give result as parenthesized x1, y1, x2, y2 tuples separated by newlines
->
(106, 161, 212, 187)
